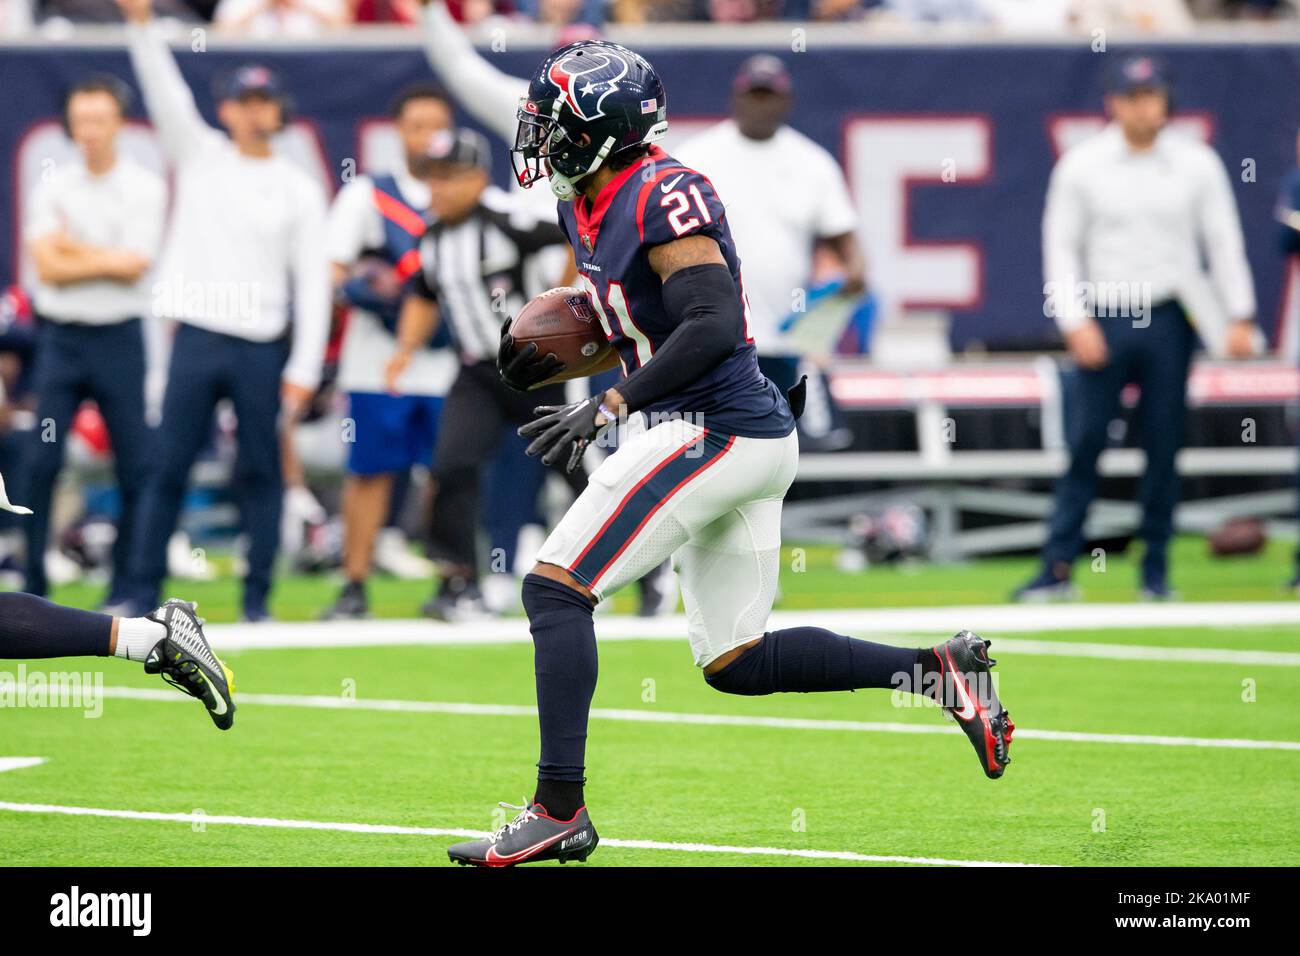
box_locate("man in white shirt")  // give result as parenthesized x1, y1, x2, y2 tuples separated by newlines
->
(675, 55, 865, 450)
(1016, 54, 1258, 601)
(116, 0, 331, 621)
(23, 75, 166, 605)
(321, 84, 458, 620)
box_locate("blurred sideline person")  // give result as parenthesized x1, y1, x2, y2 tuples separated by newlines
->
(1015, 54, 1257, 602)
(385, 128, 579, 620)
(418, 0, 536, 144)
(116, 0, 331, 621)
(676, 55, 865, 452)
(22, 75, 165, 604)
(322, 84, 458, 620)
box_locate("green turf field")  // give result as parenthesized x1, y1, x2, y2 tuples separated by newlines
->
(2, 536, 1298, 866)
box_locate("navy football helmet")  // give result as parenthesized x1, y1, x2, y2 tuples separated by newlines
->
(512, 40, 668, 201)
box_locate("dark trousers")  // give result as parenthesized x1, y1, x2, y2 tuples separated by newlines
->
(23, 317, 150, 600)
(127, 324, 288, 611)
(1042, 301, 1196, 577)
(429, 361, 568, 576)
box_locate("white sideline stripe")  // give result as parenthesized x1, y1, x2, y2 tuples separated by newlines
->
(205, 604, 1300, 665)
(97, 686, 1300, 752)
(0, 801, 1045, 867)
(0, 758, 45, 774)
(975, 638, 1300, 667)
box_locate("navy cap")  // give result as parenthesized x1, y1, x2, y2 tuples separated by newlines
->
(415, 127, 493, 175)
(1104, 54, 1172, 95)
(218, 64, 288, 102)
(734, 54, 792, 95)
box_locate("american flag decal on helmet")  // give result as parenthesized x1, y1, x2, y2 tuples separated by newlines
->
(640, 98, 657, 114)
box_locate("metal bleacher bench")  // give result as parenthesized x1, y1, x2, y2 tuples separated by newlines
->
(788, 356, 1300, 560)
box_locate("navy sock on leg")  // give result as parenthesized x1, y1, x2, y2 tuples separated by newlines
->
(0, 593, 113, 658)
(706, 626, 932, 697)
(521, 573, 597, 820)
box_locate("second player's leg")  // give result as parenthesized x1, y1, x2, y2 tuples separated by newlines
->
(674, 435, 1014, 780)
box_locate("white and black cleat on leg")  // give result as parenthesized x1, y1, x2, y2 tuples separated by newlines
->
(144, 599, 236, 731)
(932, 630, 1014, 779)
(448, 800, 599, 867)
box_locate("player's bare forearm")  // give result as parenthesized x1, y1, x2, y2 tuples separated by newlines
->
(646, 234, 726, 282)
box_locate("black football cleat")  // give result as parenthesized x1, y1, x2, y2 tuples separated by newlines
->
(448, 800, 599, 867)
(144, 599, 236, 731)
(932, 630, 1013, 779)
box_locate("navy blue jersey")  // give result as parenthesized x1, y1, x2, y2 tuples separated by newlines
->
(557, 146, 794, 439)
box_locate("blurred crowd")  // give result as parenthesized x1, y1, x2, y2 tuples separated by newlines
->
(1, 0, 1294, 36)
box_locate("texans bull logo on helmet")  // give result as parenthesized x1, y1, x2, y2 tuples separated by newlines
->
(546, 49, 631, 123)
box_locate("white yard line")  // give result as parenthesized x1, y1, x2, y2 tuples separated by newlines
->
(205, 604, 1300, 666)
(97, 686, 1300, 752)
(0, 800, 1047, 867)
(0, 757, 45, 774)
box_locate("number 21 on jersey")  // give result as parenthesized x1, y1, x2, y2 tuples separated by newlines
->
(576, 273, 654, 373)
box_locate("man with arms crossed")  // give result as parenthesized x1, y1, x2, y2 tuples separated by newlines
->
(23, 75, 165, 606)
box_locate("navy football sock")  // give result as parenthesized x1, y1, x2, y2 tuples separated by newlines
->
(0, 593, 113, 659)
(522, 573, 597, 815)
(705, 626, 929, 696)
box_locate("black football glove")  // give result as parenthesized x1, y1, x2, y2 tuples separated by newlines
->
(519, 396, 610, 474)
(498, 316, 565, 392)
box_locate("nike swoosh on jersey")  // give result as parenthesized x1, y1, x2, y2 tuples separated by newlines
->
(660, 173, 685, 193)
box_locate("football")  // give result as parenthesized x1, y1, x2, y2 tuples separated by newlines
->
(507, 287, 615, 386)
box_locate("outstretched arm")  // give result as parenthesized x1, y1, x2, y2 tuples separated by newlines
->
(118, 0, 218, 165)
(418, 0, 528, 143)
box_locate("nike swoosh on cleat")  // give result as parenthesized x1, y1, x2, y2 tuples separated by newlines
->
(943, 648, 978, 721)
(660, 173, 684, 193)
(191, 670, 228, 716)
(950, 677, 977, 721)
(484, 828, 575, 866)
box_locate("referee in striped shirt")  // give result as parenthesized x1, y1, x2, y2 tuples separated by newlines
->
(386, 128, 573, 620)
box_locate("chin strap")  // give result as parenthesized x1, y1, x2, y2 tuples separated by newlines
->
(549, 134, 619, 201)
(548, 169, 578, 201)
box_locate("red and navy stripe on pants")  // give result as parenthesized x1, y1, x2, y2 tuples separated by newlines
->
(568, 428, 735, 591)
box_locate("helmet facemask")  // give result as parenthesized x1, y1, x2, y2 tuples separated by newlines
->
(512, 98, 617, 201)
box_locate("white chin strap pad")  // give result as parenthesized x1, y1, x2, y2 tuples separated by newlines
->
(549, 170, 578, 201)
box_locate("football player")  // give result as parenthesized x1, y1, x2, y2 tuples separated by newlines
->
(0, 592, 235, 730)
(1, 477, 232, 729)
(446, 42, 1013, 867)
